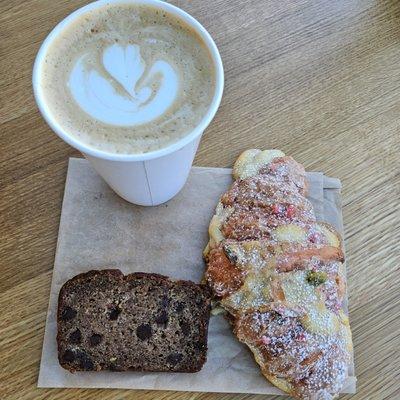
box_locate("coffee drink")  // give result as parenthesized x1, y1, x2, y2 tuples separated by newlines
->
(39, 3, 215, 154)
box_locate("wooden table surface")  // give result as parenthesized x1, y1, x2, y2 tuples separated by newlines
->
(1, 0, 399, 399)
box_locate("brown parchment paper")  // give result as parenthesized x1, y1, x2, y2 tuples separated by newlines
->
(38, 158, 356, 394)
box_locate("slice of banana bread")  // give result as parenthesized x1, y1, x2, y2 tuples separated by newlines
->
(57, 270, 211, 373)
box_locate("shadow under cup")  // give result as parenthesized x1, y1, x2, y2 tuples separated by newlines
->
(32, 0, 224, 206)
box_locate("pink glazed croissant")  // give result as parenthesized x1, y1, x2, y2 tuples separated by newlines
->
(204, 149, 353, 400)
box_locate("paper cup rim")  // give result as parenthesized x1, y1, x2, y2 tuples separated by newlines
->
(32, 0, 224, 162)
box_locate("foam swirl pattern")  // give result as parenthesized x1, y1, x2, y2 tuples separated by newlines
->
(69, 44, 179, 126)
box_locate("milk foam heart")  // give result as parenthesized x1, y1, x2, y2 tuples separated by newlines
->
(39, 3, 215, 154)
(68, 44, 179, 126)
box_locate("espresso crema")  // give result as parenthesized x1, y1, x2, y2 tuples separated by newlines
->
(40, 3, 215, 153)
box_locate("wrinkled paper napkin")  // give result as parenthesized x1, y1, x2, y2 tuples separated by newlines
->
(38, 158, 356, 394)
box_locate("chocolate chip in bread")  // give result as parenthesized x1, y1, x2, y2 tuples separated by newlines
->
(57, 270, 211, 372)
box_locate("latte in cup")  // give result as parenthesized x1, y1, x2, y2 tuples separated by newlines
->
(39, 3, 215, 154)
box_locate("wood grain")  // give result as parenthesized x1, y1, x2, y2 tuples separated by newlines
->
(1, 0, 399, 399)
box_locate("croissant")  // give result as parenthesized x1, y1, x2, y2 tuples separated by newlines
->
(204, 149, 353, 400)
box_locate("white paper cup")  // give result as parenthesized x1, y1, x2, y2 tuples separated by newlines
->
(33, 0, 224, 206)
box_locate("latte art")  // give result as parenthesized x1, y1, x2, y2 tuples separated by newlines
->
(39, 3, 215, 154)
(69, 44, 179, 126)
